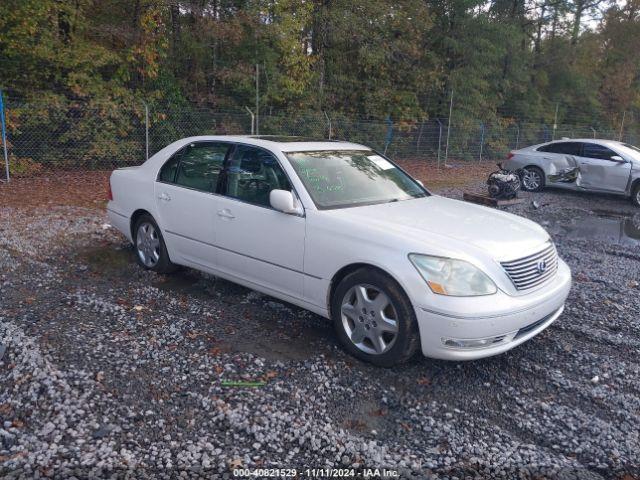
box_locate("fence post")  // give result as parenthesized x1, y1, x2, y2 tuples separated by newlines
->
(619, 111, 626, 141)
(323, 111, 332, 139)
(436, 118, 443, 169)
(384, 116, 393, 154)
(590, 127, 596, 138)
(444, 89, 453, 167)
(245, 107, 255, 134)
(416, 121, 424, 155)
(514, 123, 520, 149)
(552, 102, 559, 140)
(142, 100, 149, 161)
(0, 91, 9, 183)
(478, 121, 485, 163)
(255, 64, 260, 135)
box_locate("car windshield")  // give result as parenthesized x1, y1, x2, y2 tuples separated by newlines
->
(286, 150, 427, 209)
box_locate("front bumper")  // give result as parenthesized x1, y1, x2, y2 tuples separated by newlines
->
(415, 259, 571, 360)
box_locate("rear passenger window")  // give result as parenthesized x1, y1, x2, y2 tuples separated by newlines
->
(538, 142, 582, 155)
(158, 155, 180, 183)
(175, 143, 229, 192)
(582, 143, 617, 160)
(222, 145, 292, 207)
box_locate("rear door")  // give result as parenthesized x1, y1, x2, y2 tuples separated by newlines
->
(576, 143, 631, 193)
(213, 144, 306, 299)
(154, 142, 229, 266)
(535, 142, 582, 186)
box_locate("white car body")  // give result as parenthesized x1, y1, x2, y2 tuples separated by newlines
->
(107, 136, 571, 361)
(503, 138, 640, 199)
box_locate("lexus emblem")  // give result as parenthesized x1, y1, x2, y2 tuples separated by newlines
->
(536, 260, 547, 274)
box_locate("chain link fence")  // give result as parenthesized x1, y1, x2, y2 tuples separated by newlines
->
(0, 97, 638, 179)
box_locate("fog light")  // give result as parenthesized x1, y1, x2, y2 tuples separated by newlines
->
(441, 335, 508, 349)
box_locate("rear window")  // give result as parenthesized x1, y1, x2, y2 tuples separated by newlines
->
(537, 142, 582, 156)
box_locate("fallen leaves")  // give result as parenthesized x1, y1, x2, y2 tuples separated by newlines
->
(0, 171, 110, 209)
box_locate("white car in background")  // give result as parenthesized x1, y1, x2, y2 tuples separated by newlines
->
(107, 136, 571, 366)
(503, 138, 640, 206)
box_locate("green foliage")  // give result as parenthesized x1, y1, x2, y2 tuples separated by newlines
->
(1, 0, 640, 167)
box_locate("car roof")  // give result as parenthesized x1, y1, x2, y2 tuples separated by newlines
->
(544, 138, 624, 146)
(521, 138, 627, 151)
(177, 135, 370, 152)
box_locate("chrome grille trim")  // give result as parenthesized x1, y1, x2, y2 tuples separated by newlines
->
(501, 243, 558, 291)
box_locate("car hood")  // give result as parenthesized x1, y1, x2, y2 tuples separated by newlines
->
(325, 195, 550, 262)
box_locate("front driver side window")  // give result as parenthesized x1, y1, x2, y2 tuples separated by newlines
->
(223, 145, 292, 207)
(174, 142, 229, 192)
(582, 143, 617, 161)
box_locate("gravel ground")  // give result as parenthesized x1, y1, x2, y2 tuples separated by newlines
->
(1, 182, 639, 479)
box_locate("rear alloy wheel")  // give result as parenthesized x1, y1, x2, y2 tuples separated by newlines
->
(331, 268, 420, 367)
(521, 166, 545, 192)
(133, 214, 177, 274)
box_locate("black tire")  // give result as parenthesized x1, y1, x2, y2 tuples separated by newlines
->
(132, 214, 178, 274)
(631, 182, 640, 207)
(331, 268, 420, 367)
(520, 166, 545, 192)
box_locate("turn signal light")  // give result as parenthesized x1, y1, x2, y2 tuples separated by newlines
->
(507, 152, 515, 159)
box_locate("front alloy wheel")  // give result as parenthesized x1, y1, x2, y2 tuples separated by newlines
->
(341, 284, 399, 355)
(632, 183, 640, 207)
(331, 268, 420, 367)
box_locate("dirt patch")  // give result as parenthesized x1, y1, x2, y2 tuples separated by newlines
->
(401, 160, 497, 191)
(81, 244, 135, 274)
(0, 171, 110, 209)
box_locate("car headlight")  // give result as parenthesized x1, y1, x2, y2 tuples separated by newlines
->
(409, 254, 497, 296)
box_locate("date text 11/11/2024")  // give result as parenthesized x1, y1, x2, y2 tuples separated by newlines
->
(232, 468, 399, 478)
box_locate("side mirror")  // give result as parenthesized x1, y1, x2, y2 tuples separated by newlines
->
(270, 189, 303, 215)
(610, 155, 626, 162)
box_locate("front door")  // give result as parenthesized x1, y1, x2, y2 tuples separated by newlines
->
(577, 143, 631, 193)
(154, 141, 229, 266)
(213, 144, 305, 299)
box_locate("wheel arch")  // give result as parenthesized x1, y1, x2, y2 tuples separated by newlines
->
(130, 209, 154, 240)
(327, 262, 409, 314)
(523, 163, 546, 174)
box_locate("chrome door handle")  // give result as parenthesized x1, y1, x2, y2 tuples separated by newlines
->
(157, 193, 171, 201)
(217, 209, 235, 219)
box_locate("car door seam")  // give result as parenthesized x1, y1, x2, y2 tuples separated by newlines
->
(165, 229, 322, 279)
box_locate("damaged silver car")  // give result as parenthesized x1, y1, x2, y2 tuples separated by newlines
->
(503, 139, 640, 207)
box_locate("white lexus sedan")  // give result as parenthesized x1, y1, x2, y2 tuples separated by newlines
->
(503, 138, 640, 206)
(107, 136, 571, 366)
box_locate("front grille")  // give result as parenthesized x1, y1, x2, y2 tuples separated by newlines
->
(501, 243, 558, 291)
